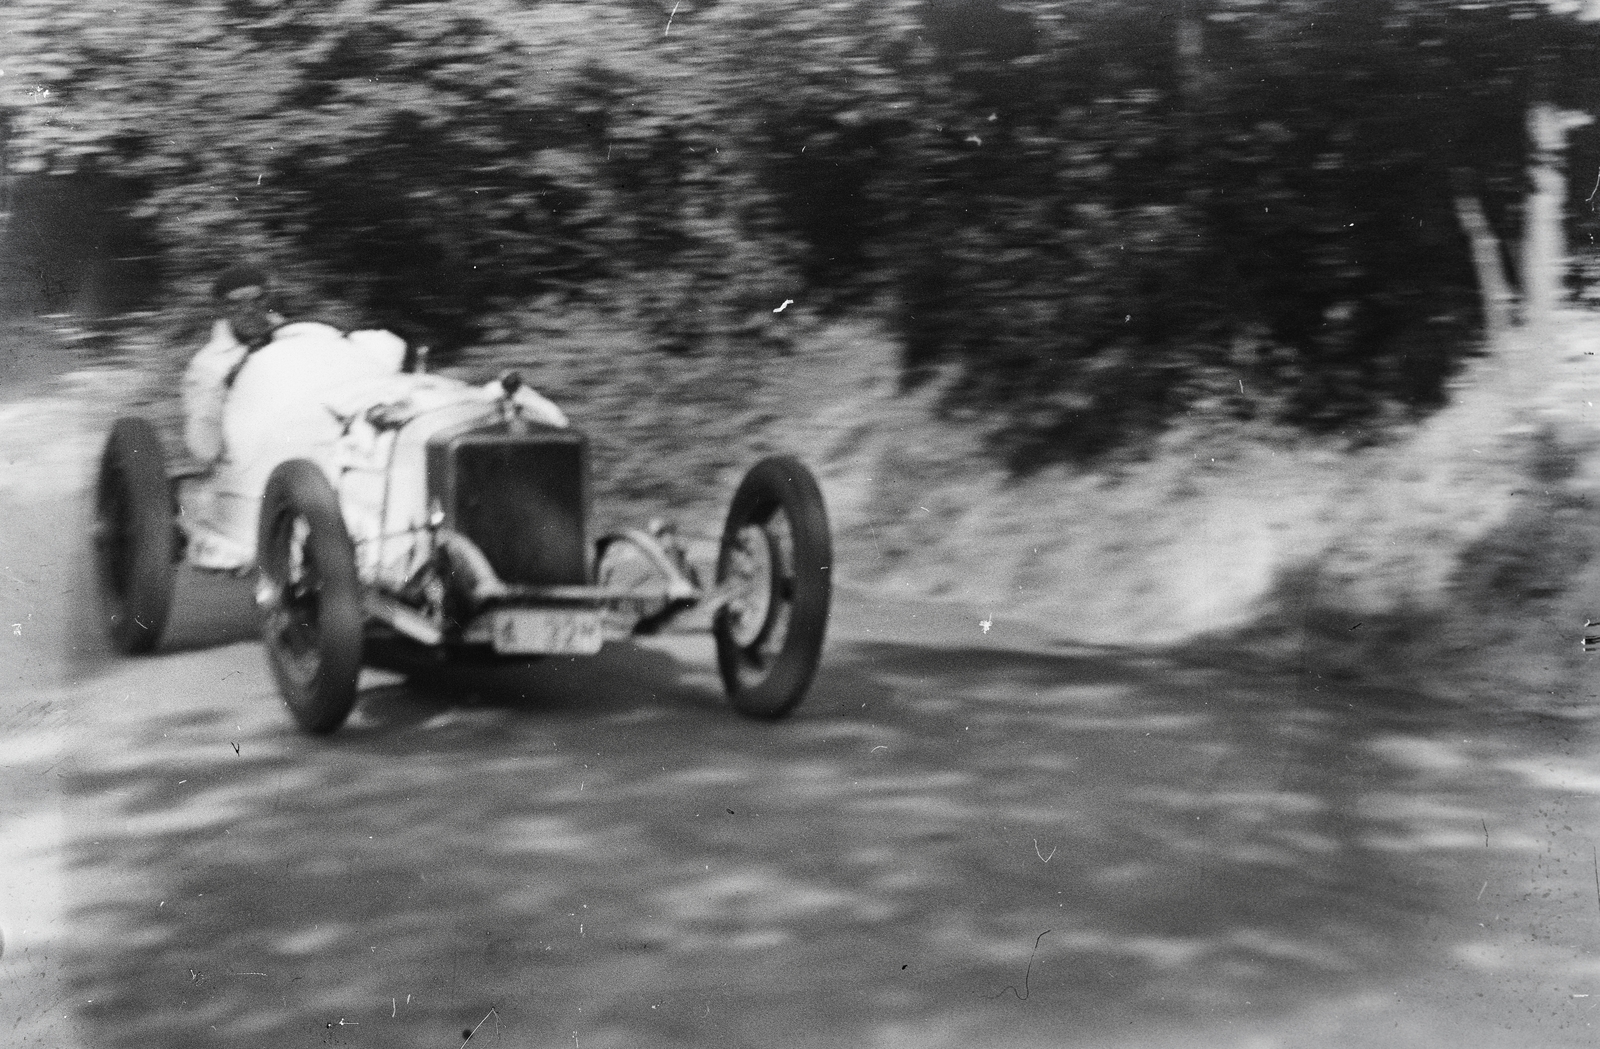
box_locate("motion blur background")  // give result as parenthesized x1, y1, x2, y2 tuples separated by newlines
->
(6, 0, 1600, 681)
(9, 2, 1600, 1047)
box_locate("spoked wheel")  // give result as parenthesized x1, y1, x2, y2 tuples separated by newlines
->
(256, 459, 363, 735)
(714, 456, 833, 718)
(93, 418, 176, 654)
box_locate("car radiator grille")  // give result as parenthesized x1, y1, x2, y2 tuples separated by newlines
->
(441, 433, 589, 587)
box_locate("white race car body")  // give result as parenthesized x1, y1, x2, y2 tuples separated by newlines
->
(96, 325, 831, 731)
(178, 323, 566, 596)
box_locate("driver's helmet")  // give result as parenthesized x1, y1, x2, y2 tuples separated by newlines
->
(211, 263, 275, 307)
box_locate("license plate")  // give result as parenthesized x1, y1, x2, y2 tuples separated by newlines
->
(491, 609, 603, 655)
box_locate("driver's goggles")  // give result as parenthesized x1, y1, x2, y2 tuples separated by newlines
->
(223, 284, 273, 306)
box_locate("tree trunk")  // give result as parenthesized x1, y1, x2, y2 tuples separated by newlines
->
(1521, 101, 1593, 334)
(1175, 0, 1206, 168)
(1451, 189, 1515, 338)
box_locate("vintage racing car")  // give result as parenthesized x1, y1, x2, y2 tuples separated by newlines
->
(92, 326, 833, 733)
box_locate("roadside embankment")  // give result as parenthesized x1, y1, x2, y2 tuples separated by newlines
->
(690, 312, 1600, 713)
(19, 308, 1600, 712)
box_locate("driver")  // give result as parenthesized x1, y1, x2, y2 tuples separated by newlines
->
(181, 263, 284, 465)
(182, 263, 413, 470)
(177, 260, 568, 572)
(178, 262, 409, 567)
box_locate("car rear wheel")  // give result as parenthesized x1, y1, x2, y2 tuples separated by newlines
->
(93, 417, 176, 654)
(257, 459, 363, 734)
(714, 456, 832, 718)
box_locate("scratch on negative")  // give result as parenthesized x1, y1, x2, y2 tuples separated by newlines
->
(462, 1007, 500, 1048)
(983, 930, 1052, 1001)
(664, 0, 679, 35)
(1592, 845, 1599, 918)
(1033, 838, 1056, 863)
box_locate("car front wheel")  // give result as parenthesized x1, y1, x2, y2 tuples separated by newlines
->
(714, 455, 833, 718)
(256, 459, 363, 734)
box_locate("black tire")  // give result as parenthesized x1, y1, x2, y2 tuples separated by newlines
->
(93, 417, 176, 654)
(713, 455, 832, 718)
(257, 459, 364, 734)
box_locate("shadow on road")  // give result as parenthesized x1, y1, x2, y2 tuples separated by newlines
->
(158, 568, 261, 654)
(55, 593, 1600, 1048)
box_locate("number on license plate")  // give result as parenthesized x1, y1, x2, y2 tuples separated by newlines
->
(491, 609, 603, 655)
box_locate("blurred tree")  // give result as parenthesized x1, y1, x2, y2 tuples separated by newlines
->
(876, 0, 1600, 463)
(3, 0, 1598, 463)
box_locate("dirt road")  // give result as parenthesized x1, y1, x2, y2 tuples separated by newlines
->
(4, 370, 1600, 1048)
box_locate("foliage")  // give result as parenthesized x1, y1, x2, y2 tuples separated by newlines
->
(884, 0, 1600, 464)
(4, 0, 1600, 466)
